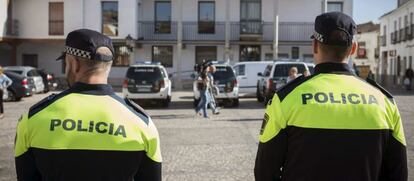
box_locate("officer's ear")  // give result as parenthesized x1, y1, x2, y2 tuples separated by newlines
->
(313, 40, 319, 54)
(349, 41, 358, 56)
(73, 58, 82, 73)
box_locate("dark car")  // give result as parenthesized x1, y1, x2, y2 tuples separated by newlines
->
(3, 71, 34, 101)
(37, 69, 58, 93)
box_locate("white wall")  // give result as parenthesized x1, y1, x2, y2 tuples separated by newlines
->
(354, 31, 379, 72)
(0, 0, 8, 37)
(139, 0, 352, 23)
(16, 42, 65, 76)
(11, 0, 137, 39)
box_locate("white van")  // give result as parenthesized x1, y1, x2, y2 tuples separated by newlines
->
(233, 61, 273, 95)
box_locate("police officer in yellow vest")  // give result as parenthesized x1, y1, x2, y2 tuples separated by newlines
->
(254, 12, 407, 181)
(15, 29, 162, 181)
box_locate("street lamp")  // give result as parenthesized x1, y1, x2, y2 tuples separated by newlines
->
(125, 34, 135, 51)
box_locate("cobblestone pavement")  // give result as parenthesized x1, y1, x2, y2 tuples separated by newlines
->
(0, 91, 413, 181)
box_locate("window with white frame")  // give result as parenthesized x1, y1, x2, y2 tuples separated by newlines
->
(327, 2, 343, 12)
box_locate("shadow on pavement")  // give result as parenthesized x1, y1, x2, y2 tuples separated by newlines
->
(137, 98, 265, 110)
(151, 114, 194, 120)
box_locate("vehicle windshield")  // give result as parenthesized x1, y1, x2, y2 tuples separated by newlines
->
(212, 66, 235, 83)
(126, 67, 163, 81)
(273, 64, 307, 77)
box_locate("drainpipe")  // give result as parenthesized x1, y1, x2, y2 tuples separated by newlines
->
(273, 0, 279, 60)
(322, 0, 328, 13)
(225, 0, 231, 62)
(176, 0, 183, 90)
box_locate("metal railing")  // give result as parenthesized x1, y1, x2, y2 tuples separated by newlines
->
(182, 22, 225, 41)
(138, 21, 178, 41)
(240, 20, 263, 35)
(138, 21, 314, 42)
(380, 35, 386, 46)
(279, 22, 314, 42)
(401, 28, 407, 41)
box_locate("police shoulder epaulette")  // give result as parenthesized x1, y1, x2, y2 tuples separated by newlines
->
(28, 91, 70, 118)
(277, 75, 313, 102)
(365, 78, 394, 100)
(124, 98, 151, 125)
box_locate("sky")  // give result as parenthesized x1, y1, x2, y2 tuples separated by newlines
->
(353, 0, 397, 24)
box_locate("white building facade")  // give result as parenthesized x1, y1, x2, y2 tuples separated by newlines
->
(352, 22, 380, 79)
(0, 0, 353, 88)
(379, 0, 414, 87)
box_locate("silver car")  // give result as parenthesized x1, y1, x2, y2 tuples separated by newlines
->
(4, 66, 45, 94)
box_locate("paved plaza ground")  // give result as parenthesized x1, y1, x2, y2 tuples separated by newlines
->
(0, 91, 413, 181)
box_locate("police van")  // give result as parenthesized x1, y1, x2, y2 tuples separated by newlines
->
(123, 62, 172, 107)
(193, 61, 239, 107)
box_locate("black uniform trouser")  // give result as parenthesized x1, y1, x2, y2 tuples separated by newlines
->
(0, 89, 3, 114)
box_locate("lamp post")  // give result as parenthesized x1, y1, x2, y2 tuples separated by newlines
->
(125, 34, 135, 65)
(125, 34, 135, 51)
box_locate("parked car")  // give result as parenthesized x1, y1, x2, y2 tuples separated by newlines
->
(3, 66, 45, 94)
(306, 62, 315, 74)
(3, 71, 34, 101)
(193, 61, 239, 107)
(256, 61, 309, 104)
(37, 69, 58, 93)
(233, 61, 273, 95)
(122, 62, 172, 107)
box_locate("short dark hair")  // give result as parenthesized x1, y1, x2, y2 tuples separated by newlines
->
(318, 30, 353, 61)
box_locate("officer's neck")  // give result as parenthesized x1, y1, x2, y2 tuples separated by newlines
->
(316, 58, 347, 65)
(76, 75, 108, 85)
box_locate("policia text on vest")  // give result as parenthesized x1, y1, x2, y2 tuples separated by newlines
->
(50, 119, 127, 138)
(301, 92, 378, 105)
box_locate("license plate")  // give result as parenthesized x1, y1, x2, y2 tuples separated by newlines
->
(138, 88, 151, 92)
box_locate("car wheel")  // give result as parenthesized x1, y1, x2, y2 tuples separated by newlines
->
(232, 99, 239, 107)
(6, 90, 16, 102)
(256, 85, 264, 102)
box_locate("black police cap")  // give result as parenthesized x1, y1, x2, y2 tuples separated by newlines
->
(56, 29, 115, 62)
(311, 12, 356, 46)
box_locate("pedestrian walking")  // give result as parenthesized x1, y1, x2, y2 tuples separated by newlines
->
(286, 67, 298, 83)
(255, 12, 407, 181)
(195, 70, 210, 118)
(404, 67, 413, 91)
(0, 66, 13, 119)
(207, 65, 220, 115)
(14, 29, 162, 181)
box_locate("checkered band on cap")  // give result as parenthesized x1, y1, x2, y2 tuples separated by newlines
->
(313, 31, 324, 43)
(65, 46, 92, 59)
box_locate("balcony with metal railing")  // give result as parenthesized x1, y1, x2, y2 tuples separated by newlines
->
(380, 35, 386, 46)
(401, 28, 407, 42)
(137, 21, 314, 43)
(137, 21, 178, 41)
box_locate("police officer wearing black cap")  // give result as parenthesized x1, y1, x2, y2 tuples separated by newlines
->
(254, 12, 407, 181)
(15, 29, 162, 181)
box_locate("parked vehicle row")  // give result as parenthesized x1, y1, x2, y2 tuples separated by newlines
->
(2, 66, 58, 102)
(122, 60, 314, 108)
